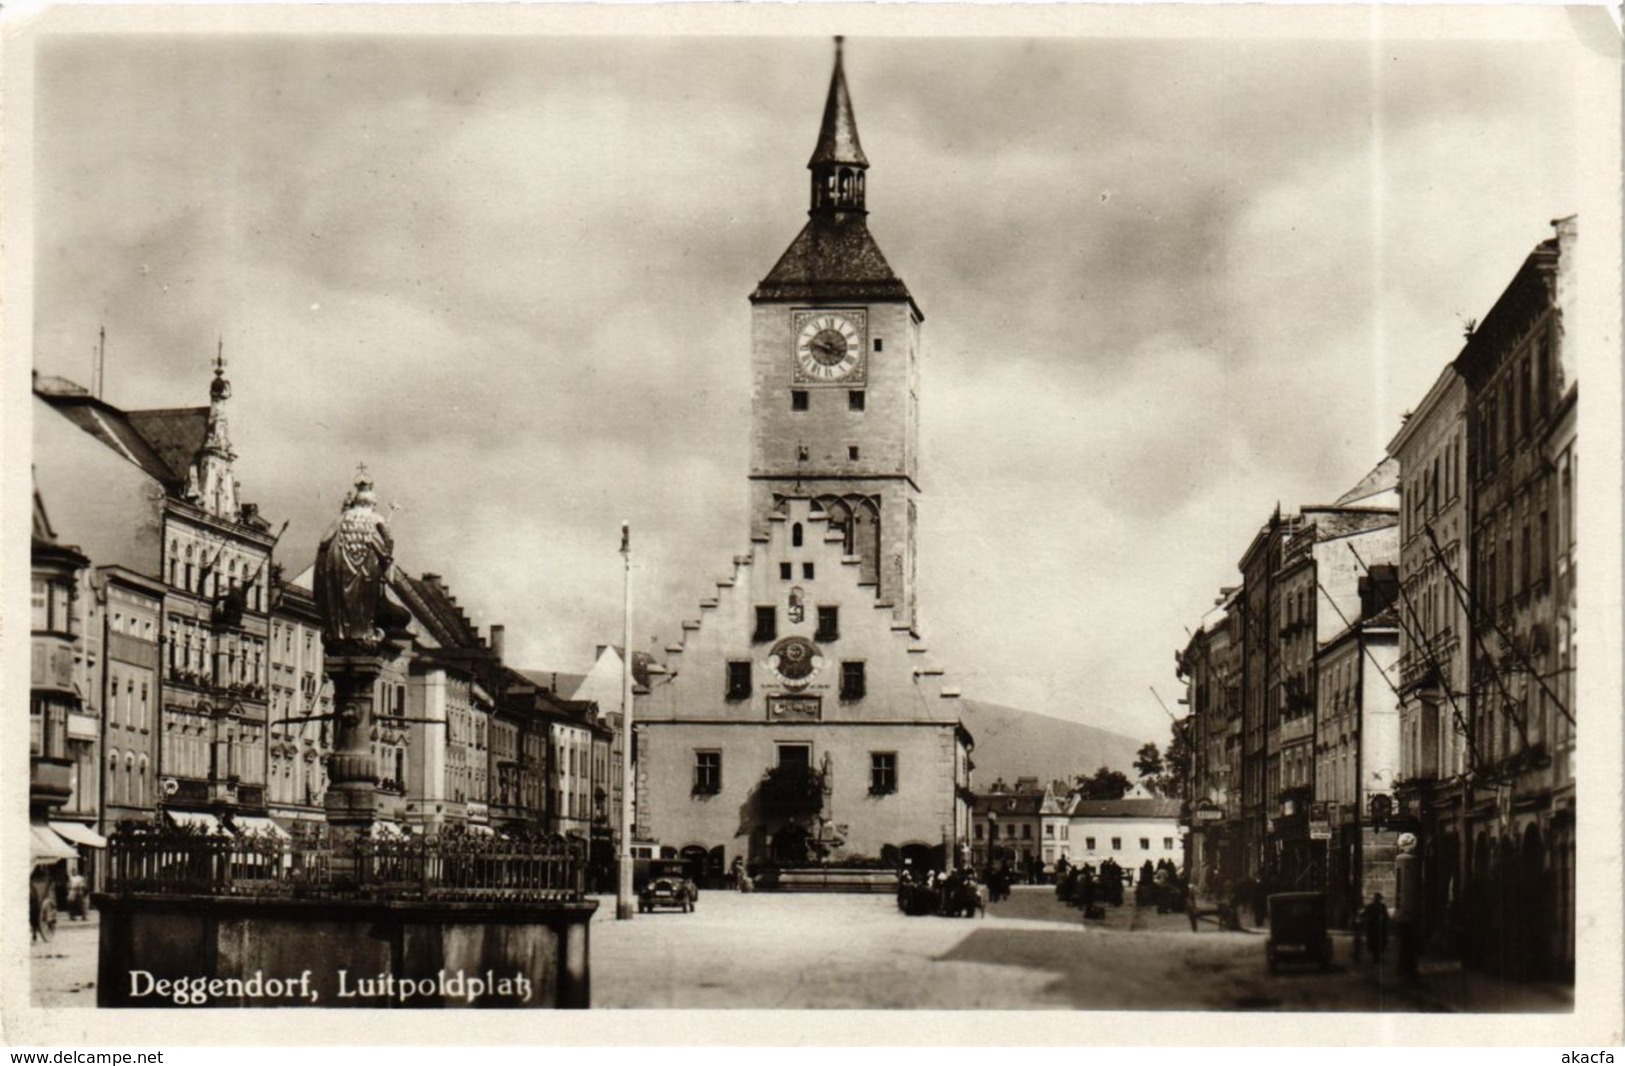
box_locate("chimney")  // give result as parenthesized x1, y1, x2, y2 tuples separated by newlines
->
(489, 624, 505, 661)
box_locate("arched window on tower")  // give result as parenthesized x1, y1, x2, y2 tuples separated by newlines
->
(824, 499, 852, 554)
(792, 523, 803, 548)
(853, 498, 881, 585)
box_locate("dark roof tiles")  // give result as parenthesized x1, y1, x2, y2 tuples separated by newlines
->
(750, 217, 915, 308)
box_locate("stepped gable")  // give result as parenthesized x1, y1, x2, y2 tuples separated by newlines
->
(647, 496, 962, 724)
(388, 569, 485, 651)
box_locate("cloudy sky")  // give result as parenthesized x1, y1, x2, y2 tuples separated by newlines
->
(27, 13, 1601, 746)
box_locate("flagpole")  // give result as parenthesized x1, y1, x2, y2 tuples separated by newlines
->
(617, 521, 636, 920)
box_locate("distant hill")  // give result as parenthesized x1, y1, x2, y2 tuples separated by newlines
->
(956, 698, 1147, 791)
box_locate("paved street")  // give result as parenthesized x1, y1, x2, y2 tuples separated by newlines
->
(33, 887, 1572, 1011)
(588, 886, 1486, 1011)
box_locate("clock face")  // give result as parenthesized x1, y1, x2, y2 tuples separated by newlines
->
(793, 310, 866, 384)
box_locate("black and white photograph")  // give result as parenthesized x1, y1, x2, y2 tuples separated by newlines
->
(4, 4, 1621, 1045)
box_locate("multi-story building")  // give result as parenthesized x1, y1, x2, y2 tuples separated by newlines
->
(392, 571, 498, 834)
(35, 356, 277, 833)
(30, 486, 96, 892)
(1179, 586, 1242, 889)
(1066, 798, 1185, 876)
(1313, 569, 1401, 927)
(266, 570, 334, 837)
(98, 565, 166, 838)
(969, 781, 1044, 872)
(1453, 216, 1577, 981)
(1238, 509, 1294, 880)
(1386, 362, 1474, 954)
(636, 42, 974, 873)
(1271, 464, 1399, 889)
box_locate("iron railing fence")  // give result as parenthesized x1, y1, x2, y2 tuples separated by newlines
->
(104, 823, 587, 903)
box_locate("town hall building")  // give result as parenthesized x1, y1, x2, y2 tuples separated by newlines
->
(634, 40, 975, 875)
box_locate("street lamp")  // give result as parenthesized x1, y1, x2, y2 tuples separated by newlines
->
(616, 521, 635, 921)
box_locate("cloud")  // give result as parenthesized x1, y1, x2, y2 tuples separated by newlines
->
(30, 31, 1590, 747)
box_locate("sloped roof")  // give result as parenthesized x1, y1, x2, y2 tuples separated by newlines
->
(126, 408, 209, 484)
(518, 669, 588, 698)
(1333, 457, 1399, 507)
(970, 791, 1046, 818)
(809, 43, 867, 169)
(1070, 798, 1183, 820)
(751, 216, 915, 308)
(38, 390, 183, 487)
(389, 570, 483, 650)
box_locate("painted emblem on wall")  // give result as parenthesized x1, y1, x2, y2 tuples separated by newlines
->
(766, 635, 825, 691)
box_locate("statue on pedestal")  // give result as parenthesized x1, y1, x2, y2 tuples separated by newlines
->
(315, 468, 410, 651)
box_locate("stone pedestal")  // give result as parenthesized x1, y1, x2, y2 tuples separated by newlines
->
(323, 645, 400, 879)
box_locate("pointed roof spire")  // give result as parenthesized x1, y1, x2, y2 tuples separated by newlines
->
(210, 335, 231, 403)
(809, 36, 867, 169)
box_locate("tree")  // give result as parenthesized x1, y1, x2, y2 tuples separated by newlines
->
(1133, 742, 1164, 782)
(1159, 717, 1193, 802)
(1075, 766, 1132, 800)
(1137, 719, 1194, 800)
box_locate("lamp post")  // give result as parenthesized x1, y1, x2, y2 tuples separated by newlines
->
(616, 521, 635, 921)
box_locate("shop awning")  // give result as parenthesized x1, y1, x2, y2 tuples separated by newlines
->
(165, 810, 223, 833)
(232, 816, 291, 841)
(467, 823, 495, 836)
(49, 820, 107, 848)
(370, 821, 403, 838)
(31, 825, 78, 863)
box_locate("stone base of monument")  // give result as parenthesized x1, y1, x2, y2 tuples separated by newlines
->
(95, 825, 595, 1009)
(95, 894, 595, 1008)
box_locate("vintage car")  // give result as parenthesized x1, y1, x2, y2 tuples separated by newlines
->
(1265, 891, 1333, 973)
(638, 859, 698, 913)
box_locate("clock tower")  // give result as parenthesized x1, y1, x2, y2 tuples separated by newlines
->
(749, 38, 922, 628)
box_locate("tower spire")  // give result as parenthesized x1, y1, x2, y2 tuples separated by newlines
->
(808, 36, 868, 217)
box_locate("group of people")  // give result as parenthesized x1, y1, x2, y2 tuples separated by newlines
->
(1054, 856, 1126, 916)
(896, 865, 988, 918)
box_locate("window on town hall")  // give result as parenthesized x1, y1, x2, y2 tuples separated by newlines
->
(1086, 837, 1096, 850)
(754, 606, 777, 643)
(817, 606, 840, 642)
(849, 390, 865, 412)
(1005, 824, 1015, 839)
(791, 390, 809, 411)
(792, 523, 804, 547)
(780, 562, 793, 580)
(1044, 824, 1054, 838)
(726, 661, 751, 701)
(1022, 824, 1032, 840)
(803, 563, 815, 580)
(840, 660, 865, 701)
(870, 752, 896, 794)
(1140, 838, 1150, 850)
(1164, 837, 1175, 850)
(693, 751, 721, 795)
(974, 824, 983, 840)
(777, 744, 811, 770)
(1111, 837, 1121, 851)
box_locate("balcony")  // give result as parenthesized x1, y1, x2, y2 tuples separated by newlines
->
(30, 756, 74, 808)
